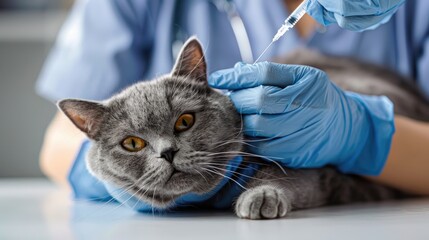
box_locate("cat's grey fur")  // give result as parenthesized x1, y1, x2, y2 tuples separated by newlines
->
(59, 38, 425, 220)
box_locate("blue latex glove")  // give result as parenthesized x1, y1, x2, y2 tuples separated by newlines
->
(209, 62, 395, 175)
(305, 0, 405, 31)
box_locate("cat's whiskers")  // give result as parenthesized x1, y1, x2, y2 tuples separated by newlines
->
(193, 167, 210, 185)
(202, 151, 288, 175)
(134, 167, 159, 188)
(191, 151, 238, 163)
(210, 132, 281, 152)
(228, 104, 246, 139)
(190, 151, 273, 168)
(133, 168, 170, 204)
(131, 186, 145, 210)
(212, 139, 258, 149)
(209, 158, 271, 167)
(199, 161, 252, 170)
(201, 159, 284, 176)
(71, 182, 138, 222)
(199, 163, 293, 181)
(76, 181, 145, 222)
(101, 183, 135, 203)
(89, 180, 137, 205)
(130, 178, 161, 210)
(106, 170, 164, 214)
(73, 192, 120, 203)
(109, 186, 143, 213)
(207, 150, 279, 159)
(118, 168, 165, 214)
(151, 186, 158, 216)
(199, 166, 248, 191)
(202, 164, 275, 182)
(94, 168, 161, 215)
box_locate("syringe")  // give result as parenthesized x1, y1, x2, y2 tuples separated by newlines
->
(253, 0, 309, 64)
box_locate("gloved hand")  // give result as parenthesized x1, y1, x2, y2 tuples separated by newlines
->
(209, 62, 395, 175)
(305, 0, 405, 31)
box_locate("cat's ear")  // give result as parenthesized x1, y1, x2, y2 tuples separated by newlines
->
(171, 37, 207, 83)
(57, 99, 107, 139)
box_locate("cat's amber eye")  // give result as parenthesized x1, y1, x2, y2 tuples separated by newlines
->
(175, 113, 195, 132)
(121, 136, 146, 152)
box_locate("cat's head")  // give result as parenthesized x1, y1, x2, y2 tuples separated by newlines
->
(58, 38, 242, 208)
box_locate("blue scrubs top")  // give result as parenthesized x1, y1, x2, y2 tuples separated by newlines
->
(37, 0, 429, 102)
(36, 0, 429, 206)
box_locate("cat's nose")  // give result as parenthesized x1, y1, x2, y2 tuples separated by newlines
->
(160, 148, 178, 163)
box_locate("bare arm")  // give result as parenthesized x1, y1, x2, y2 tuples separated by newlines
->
(39, 111, 85, 187)
(368, 116, 429, 195)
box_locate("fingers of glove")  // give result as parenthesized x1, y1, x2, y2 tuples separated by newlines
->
(305, 0, 334, 26)
(332, 9, 398, 31)
(242, 112, 323, 138)
(245, 134, 323, 169)
(208, 62, 315, 90)
(306, 0, 405, 31)
(229, 75, 329, 115)
(308, 0, 404, 17)
(229, 86, 290, 114)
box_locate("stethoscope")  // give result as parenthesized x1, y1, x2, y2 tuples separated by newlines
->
(172, 0, 254, 63)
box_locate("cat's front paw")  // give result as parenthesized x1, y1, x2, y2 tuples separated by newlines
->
(235, 185, 289, 220)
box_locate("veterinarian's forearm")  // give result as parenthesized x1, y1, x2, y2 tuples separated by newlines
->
(368, 116, 429, 195)
(39, 111, 85, 187)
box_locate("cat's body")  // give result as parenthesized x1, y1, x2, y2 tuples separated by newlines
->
(59, 38, 425, 220)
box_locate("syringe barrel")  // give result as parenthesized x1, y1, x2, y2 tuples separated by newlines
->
(284, 0, 308, 26)
(272, 0, 308, 42)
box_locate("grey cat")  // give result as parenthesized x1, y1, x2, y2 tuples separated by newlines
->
(59, 38, 424, 220)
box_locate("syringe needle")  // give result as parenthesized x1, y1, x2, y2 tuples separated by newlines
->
(253, 0, 308, 65)
(253, 41, 274, 64)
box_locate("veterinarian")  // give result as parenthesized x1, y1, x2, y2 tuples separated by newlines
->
(37, 0, 429, 197)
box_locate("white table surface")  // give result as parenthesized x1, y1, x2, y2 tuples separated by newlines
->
(1, 179, 429, 240)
